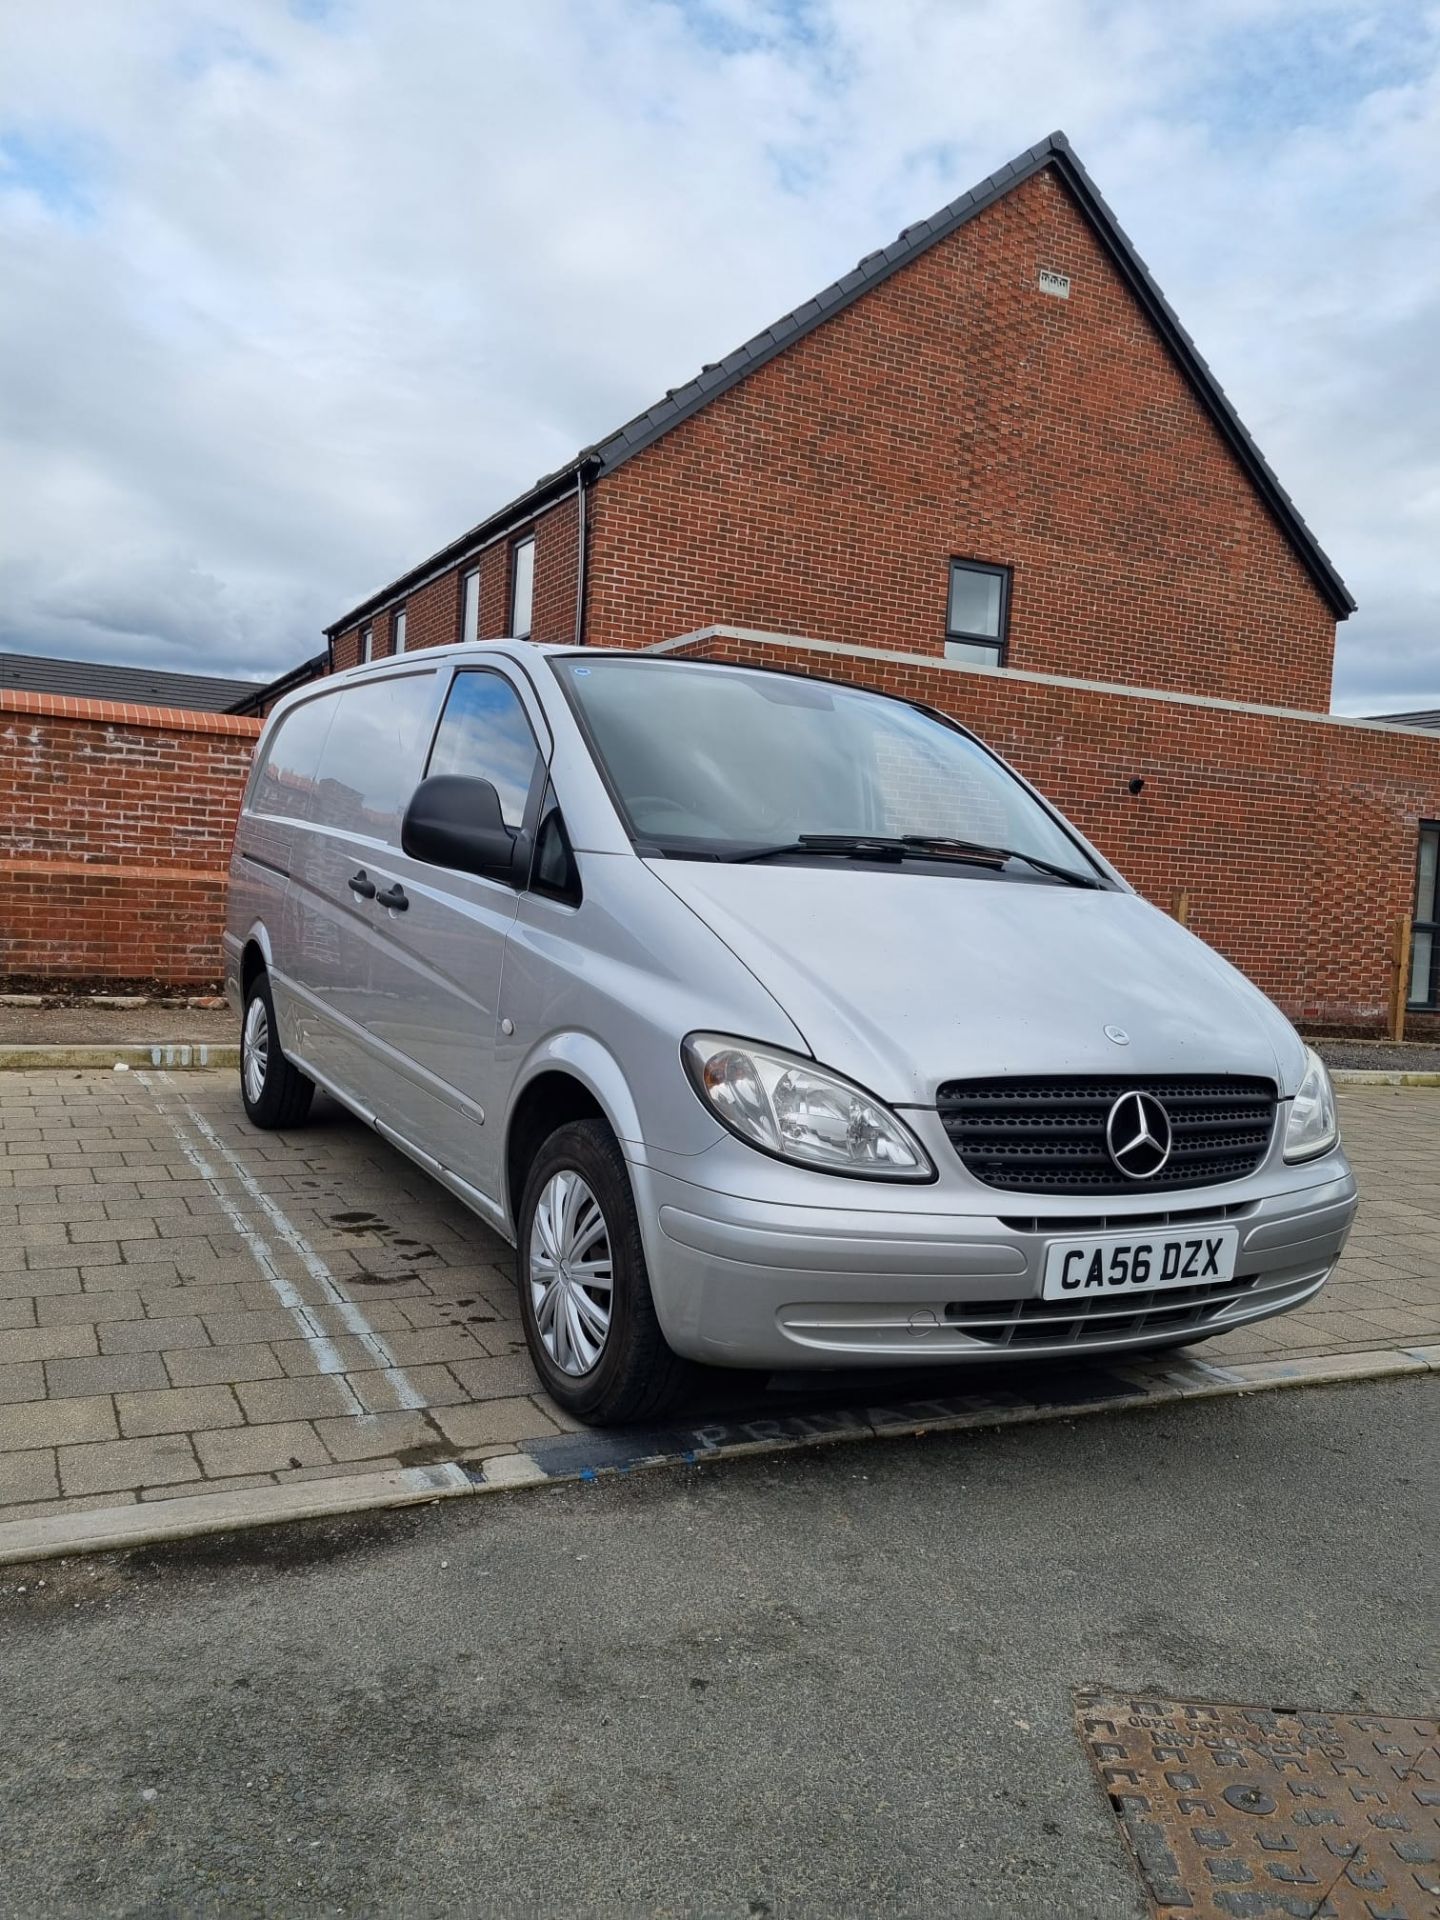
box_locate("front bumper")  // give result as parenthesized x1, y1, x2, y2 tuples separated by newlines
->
(631, 1134, 1358, 1370)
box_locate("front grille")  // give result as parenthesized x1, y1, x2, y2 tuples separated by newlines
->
(943, 1275, 1263, 1347)
(936, 1076, 1277, 1195)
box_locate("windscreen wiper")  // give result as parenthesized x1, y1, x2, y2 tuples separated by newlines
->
(899, 834, 1105, 889)
(734, 832, 1103, 888)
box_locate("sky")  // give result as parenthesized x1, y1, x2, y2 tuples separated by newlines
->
(0, 1, 1436, 714)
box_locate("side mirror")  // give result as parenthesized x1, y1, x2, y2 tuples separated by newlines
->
(401, 775, 528, 885)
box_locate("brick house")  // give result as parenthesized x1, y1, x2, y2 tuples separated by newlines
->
(314, 132, 1438, 1031)
(5, 133, 1436, 1022)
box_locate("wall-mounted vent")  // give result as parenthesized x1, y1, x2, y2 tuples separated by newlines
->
(1038, 268, 1071, 299)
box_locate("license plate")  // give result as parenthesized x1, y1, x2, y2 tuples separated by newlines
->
(1042, 1226, 1239, 1301)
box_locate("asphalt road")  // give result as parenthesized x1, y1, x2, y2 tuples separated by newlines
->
(1, 1378, 1435, 1920)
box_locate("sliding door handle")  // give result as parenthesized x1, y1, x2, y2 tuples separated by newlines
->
(348, 870, 377, 899)
(375, 883, 409, 912)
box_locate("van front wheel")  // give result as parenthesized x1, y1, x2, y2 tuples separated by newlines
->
(240, 972, 314, 1130)
(516, 1119, 690, 1427)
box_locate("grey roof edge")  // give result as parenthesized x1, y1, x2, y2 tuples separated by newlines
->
(224, 650, 329, 715)
(1361, 707, 1440, 730)
(327, 127, 1353, 636)
(0, 651, 267, 711)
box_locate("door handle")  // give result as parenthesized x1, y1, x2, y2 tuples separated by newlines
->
(348, 869, 376, 899)
(375, 883, 409, 912)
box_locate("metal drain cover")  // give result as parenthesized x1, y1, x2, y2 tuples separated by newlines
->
(1076, 1692, 1440, 1916)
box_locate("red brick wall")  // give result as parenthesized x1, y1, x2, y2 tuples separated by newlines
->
(666, 632, 1440, 1035)
(584, 167, 1338, 711)
(0, 691, 260, 986)
(529, 493, 579, 644)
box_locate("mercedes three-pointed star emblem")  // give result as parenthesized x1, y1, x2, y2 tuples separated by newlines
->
(1105, 1089, 1173, 1179)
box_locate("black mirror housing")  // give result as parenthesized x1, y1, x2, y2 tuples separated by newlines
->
(401, 775, 528, 885)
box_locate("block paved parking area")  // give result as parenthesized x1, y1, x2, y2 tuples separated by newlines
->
(0, 1070, 1436, 1526)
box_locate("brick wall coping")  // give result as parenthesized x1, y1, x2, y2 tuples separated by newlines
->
(650, 626, 1440, 744)
(0, 687, 263, 738)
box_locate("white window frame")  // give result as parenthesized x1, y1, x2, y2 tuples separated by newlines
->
(461, 568, 480, 644)
(510, 535, 535, 639)
(393, 606, 407, 654)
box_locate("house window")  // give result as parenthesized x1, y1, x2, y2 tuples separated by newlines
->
(360, 625, 373, 663)
(510, 535, 535, 639)
(461, 568, 479, 644)
(945, 560, 1009, 667)
(1409, 823, 1439, 1010)
(393, 607, 407, 654)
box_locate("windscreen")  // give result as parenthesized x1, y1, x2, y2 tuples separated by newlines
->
(555, 656, 1096, 875)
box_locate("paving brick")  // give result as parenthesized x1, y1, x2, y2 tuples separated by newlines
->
(0, 1325, 96, 1366)
(0, 1490, 136, 1522)
(0, 1395, 117, 1450)
(273, 1457, 409, 1483)
(271, 1333, 390, 1377)
(202, 1309, 307, 1347)
(58, 1434, 200, 1497)
(448, 1353, 541, 1401)
(69, 1216, 154, 1243)
(140, 1473, 275, 1501)
(99, 1315, 209, 1354)
(0, 1449, 60, 1507)
(0, 1299, 36, 1331)
(375, 1326, 490, 1367)
(163, 1343, 284, 1388)
(120, 1235, 220, 1267)
(0, 1362, 45, 1407)
(193, 1421, 329, 1477)
(349, 1365, 469, 1412)
(430, 1397, 560, 1448)
(45, 1352, 169, 1398)
(117, 1385, 243, 1438)
(36, 1290, 145, 1326)
(0, 1269, 81, 1302)
(133, 1283, 249, 1319)
(313, 1409, 442, 1462)
(234, 1375, 362, 1423)
(304, 1300, 417, 1336)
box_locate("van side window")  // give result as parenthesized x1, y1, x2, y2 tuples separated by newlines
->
(426, 671, 541, 830)
(251, 692, 339, 821)
(312, 673, 438, 843)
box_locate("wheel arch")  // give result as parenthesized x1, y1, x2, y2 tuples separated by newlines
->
(503, 1036, 644, 1233)
(239, 922, 274, 997)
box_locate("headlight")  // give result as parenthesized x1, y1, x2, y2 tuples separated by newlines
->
(682, 1033, 934, 1181)
(1283, 1047, 1339, 1162)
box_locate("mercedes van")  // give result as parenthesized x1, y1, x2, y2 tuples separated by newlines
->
(223, 643, 1356, 1424)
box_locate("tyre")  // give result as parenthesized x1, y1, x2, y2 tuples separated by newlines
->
(240, 970, 315, 1130)
(516, 1118, 691, 1426)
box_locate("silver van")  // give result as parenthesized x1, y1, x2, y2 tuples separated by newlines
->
(224, 642, 1357, 1424)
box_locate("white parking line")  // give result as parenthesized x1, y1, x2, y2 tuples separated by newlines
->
(138, 1073, 426, 1413)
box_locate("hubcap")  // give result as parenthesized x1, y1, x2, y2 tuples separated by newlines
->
(528, 1170, 613, 1376)
(242, 996, 270, 1106)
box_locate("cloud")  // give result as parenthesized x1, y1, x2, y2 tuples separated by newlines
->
(0, 0, 1435, 709)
